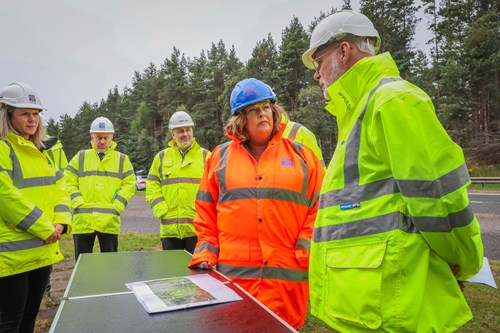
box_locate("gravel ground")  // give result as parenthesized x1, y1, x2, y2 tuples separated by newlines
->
(121, 195, 500, 260)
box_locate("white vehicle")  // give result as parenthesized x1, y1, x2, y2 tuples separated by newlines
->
(135, 170, 147, 190)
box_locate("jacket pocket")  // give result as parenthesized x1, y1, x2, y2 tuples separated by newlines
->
(325, 240, 387, 329)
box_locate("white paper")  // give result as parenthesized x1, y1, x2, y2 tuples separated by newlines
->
(126, 274, 242, 313)
(467, 257, 497, 289)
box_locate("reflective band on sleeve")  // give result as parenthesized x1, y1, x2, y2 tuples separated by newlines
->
(151, 196, 165, 208)
(54, 204, 71, 213)
(147, 174, 160, 182)
(218, 263, 308, 282)
(313, 212, 417, 242)
(115, 194, 128, 207)
(17, 206, 43, 231)
(74, 207, 120, 216)
(161, 177, 201, 186)
(196, 190, 214, 203)
(412, 205, 475, 232)
(396, 163, 470, 198)
(118, 153, 125, 177)
(161, 218, 194, 225)
(122, 169, 134, 179)
(70, 191, 83, 200)
(65, 164, 78, 176)
(287, 123, 302, 141)
(0, 238, 45, 252)
(193, 241, 219, 255)
(295, 238, 311, 251)
(55, 170, 64, 181)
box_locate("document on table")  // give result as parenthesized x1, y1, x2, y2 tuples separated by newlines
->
(126, 274, 242, 313)
(467, 257, 497, 289)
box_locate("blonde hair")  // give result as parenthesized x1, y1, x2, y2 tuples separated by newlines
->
(0, 104, 46, 149)
(224, 102, 283, 141)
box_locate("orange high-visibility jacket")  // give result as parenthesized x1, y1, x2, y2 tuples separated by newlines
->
(189, 125, 324, 329)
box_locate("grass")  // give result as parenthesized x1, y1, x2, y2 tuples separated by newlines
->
(46, 233, 500, 333)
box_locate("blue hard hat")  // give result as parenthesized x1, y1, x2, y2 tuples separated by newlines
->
(229, 78, 276, 115)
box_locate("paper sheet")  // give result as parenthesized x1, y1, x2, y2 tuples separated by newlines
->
(467, 257, 497, 289)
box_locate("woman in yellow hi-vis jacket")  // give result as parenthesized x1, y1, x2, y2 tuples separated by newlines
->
(65, 117, 135, 260)
(0, 82, 72, 333)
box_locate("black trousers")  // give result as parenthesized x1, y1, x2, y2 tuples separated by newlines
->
(161, 236, 197, 254)
(0, 265, 51, 333)
(73, 231, 118, 260)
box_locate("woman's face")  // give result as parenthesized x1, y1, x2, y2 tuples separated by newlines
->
(10, 108, 40, 139)
(244, 101, 274, 144)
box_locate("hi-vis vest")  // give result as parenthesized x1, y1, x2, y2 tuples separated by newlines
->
(309, 52, 483, 333)
(283, 121, 325, 169)
(146, 139, 209, 239)
(189, 126, 324, 329)
(0, 132, 72, 277)
(65, 141, 135, 235)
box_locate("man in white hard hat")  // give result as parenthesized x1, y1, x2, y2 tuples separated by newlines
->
(303, 10, 483, 333)
(146, 111, 210, 253)
(65, 117, 135, 259)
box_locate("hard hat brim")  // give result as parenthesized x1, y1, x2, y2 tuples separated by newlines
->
(0, 101, 47, 110)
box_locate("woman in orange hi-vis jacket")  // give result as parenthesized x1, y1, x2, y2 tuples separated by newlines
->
(189, 78, 324, 329)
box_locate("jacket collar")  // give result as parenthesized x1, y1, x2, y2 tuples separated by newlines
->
(324, 52, 400, 123)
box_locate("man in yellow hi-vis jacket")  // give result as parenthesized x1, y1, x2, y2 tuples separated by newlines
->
(146, 111, 210, 253)
(65, 117, 135, 260)
(302, 10, 484, 333)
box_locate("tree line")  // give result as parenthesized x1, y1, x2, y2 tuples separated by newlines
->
(46, 0, 499, 171)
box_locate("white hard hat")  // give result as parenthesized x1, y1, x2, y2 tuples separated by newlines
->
(0, 82, 47, 110)
(90, 117, 115, 133)
(169, 111, 194, 130)
(302, 10, 381, 69)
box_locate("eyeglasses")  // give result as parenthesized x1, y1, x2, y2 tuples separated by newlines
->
(311, 42, 342, 70)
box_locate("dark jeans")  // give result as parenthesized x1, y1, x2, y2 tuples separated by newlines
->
(161, 236, 197, 254)
(0, 265, 52, 333)
(73, 231, 118, 260)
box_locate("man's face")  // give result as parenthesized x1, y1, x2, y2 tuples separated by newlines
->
(171, 126, 193, 151)
(91, 133, 113, 152)
(312, 41, 345, 100)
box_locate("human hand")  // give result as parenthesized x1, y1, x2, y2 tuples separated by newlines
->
(54, 224, 65, 235)
(450, 265, 465, 291)
(45, 230, 61, 244)
(197, 261, 212, 269)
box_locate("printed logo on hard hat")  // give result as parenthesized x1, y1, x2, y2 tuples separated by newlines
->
(29, 94, 37, 103)
(99, 122, 106, 129)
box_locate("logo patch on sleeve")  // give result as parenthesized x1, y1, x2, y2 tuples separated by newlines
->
(281, 158, 294, 167)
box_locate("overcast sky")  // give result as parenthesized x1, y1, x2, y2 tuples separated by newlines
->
(1, 0, 430, 122)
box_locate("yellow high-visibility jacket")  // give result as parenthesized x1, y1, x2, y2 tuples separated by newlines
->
(65, 141, 135, 235)
(146, 139, 210, 239)
(0, 132, 72, 277)
(310, 52, 483, 332)
(283, 120, 325, 169)
(43, 136, 68, 171)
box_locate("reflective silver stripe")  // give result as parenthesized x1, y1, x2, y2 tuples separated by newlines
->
(71, 191, 83, 200)
(161, 177, 201, 186)
(74, 207, 119, 216)
(310, 190, 321, 210)
(151, 197, 165, 208)
(217, 263, 308, 282)
(412, 205, 475, 232)
(193, 241, 219, 255)
(0, 165, 9, 172)
(295, 237, 311, 251)
(313, 212, 417, 242)
(55, 170, 64, 181)
(54, 204, 71, 213)
(123, 169, 134, 179)
(115, 194, 128, 207)
(47, 150, 55, 165)
(215, 142, 230, 193)
(219, 187, 309, 206)
(18, 206, 43, 231)
(161, 218, 194, 225)
(397, 163, 470, 198)
(66, 164, 78, 176)
(344, 77, 401, 186)
(157, 149, 167, 178)
(4, 141, 57, 189)
(287, 123, 302, 141)
(78, 150, 86, 174)
(79, 170, 122, 179)
(320, 177, 399, 208)
(202, 148, 209, 161)
(0, 238, 45, 252)
(147, 174, 160, 182)
(291, 141, 309, 195)
(196, 190, 214, 203)
(118, 153, 125, 178)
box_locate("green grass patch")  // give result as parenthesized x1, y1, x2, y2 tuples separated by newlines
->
(469, 183, 500, 191)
